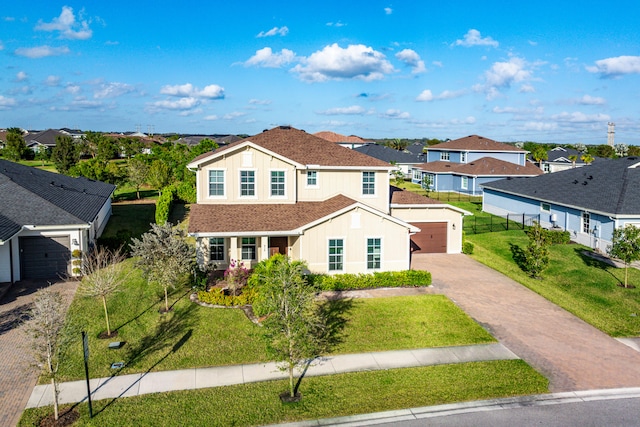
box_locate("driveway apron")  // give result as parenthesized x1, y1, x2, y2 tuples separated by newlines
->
(0, 280, 77, 427)
(412, 253, 640, 392)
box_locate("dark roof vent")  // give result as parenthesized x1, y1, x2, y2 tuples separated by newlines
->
(279, 125, 291, 130)
(573, 180, 578, 184)
(582, 181, 588, 185)
(587, 175, 593, 180)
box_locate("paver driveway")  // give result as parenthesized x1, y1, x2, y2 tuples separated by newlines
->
(0, 280, 77, 427)
(412, 253, 640, 392)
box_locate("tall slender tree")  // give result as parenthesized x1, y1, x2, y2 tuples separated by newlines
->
(51, 135, 80, 173)
(608, 224, 640, 288)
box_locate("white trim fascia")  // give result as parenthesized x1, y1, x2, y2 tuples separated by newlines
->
(187, 141, 304, 169)
(309, 165, 395, 171)
(428, 147, 527, 154)
(190, 230, 303, 238)
(23, 224, 90, 230)
(390, 204, 473, 216)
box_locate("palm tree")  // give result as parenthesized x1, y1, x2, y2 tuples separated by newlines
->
(580, 153, 594, 165)
(568, 154, 578, 168)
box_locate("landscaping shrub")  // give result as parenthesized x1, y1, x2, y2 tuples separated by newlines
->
(197, 287, 257, 306)
(176, 180, 196, 203)
(462, 241, 474, 254)
(546, 229, 570, 244)
(155, 185, 177, 224)
(308, 270, 431, 291)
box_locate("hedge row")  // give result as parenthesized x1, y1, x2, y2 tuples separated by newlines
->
(547, 229, 571, 244)
(197, 287, 257, 306)
(307, 270, 431, 291)
(155, 186, 177, 224)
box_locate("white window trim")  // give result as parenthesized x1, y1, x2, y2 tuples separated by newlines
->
(460, 152, 467, 163)
(269, 169, 287, 199)
(239, 169, 257, 199)
(581, 212, 591, 234)
(207, 168, 226, 199)
(362, 171, 376, 197)
(461, 176, 468, 190)
(366, 237, 382, 271)
(306, 170, 319, 188)
(541, 203, 551, 213)
(440, 151, 450, 161)
(209, 237, 226, 263)
(328, 237, 345, 272)
(241, 237, 257, 261)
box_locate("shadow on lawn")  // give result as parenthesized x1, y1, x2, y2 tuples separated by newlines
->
(509, 243, 527, 273)
(574, 247, 621, 284)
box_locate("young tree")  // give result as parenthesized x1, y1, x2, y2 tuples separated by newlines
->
(51, 135, 80, 174)
(127, 157, 149, 199)
(580, 153, 594, 165)
(523, 222, 551, 278)
(4, 128, 27, 161)
(251, 254, 329, 400)
(608, 224, 640, 288)
(34, 147, 51, 166)
(76, 246, 130, 336)
(130, 222, 194, 312)
(421, 174, 433, 195)
(530, 146, 548, 167)
(147, 159, 171, 196)
(23, 288, 69, 421)
(568, 154, 578, 168)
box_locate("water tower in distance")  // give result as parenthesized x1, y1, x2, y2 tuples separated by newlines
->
(607, 122, 615, 146)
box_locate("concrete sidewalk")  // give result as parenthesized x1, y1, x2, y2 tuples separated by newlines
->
(26, 343, 518, 408)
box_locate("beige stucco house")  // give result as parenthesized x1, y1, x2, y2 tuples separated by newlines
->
(187, 126, 468, 274)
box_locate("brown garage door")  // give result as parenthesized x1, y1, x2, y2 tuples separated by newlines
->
(410, 222, 447, 254)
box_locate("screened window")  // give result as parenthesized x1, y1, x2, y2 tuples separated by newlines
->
(362, 172, 375, 195)
(307, 170, 318, 186)
(241, 237, 256, 260)
(367, 238, 381, 269)
(208, 170, 224, 196)
(240, 171, 255, 196)
(271, 171, 285, 196)
(209, 238, 225, 261)
(582, 212, 590, 233)
(328, 239, 344, 271)
(440, 151, 450, 161)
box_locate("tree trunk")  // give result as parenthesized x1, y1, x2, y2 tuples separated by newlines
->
(164, 287, 169, 312)
(625, 264, 629, 288)
(52, 377, 59, 420)
(288, 364, 295, 397)
(102, 295, 111, 335)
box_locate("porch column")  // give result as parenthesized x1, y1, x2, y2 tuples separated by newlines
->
(229, 237, 238, 262)
(261, 236, 269, 261)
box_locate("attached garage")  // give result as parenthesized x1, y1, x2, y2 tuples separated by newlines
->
(19, 236, 71, 280)
(410, 222, 447, 253)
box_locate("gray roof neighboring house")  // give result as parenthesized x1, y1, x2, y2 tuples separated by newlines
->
(0, 160, 116, 241)
(25, 129, 66, 148)
(353, 143, 425, 165)
(481, 156, 640, 216)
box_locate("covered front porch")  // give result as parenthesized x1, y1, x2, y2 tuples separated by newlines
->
(196, 234, 300, 271)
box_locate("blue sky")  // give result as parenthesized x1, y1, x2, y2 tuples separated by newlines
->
(2, 1, 640, 144)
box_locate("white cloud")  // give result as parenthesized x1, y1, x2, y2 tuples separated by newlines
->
(160, 83, 224, 99)
(0, 40, 4, 51)
(15, 71, 28, 82)
(15, 45, 70, 58)
(395, 49, 426, 74)
(586, 55, 640, 78)
(381, 109, 410, 119)
(551, 111, 611, 123)
(257, 26, 289, 37)
(318, 105, 368, 115)
(519, 84, 535, 93)
(432, 61, 443, 67)
(244, 47, 296, 68)
(94, 82, 136, 99)
(35, 6, 93, 40)
(0, 95, 17, 109)
(522, 121, 558, 131)
(248, 99, 272, 105)
(223, 112, 246, 120)
(326, 21, 346, 27)
(151, 97, 200, 110)
(454, 29, 499, 48)
(65, 84, 81, 95)
(493, 106, 544, 115)
(292, 43, 395, 82)
(384, 7, 393, 15)
(416, 89, 466, 102)
(204, 115, 219, 121)
(476, 57, 532, 100)
(576, 94, 606, 105)
(45, 75, 61, 86)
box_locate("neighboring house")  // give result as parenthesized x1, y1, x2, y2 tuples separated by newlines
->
(353, 143, 425, 178)
(411, 135, 543, 195)
(176, 134, 242, 147)
(60, 128, 86, 140)
(0, 160, 115, 283)
(482, 156, 640, 252)
(537, 147, 594, 173)
(314, 131, 370, 149)
(187, 126, 468, 275)
(25, 129, 67, 153)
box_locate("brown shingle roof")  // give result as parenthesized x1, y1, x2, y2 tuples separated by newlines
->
(389, 186, 441, 205)
(428, 135, 526, 152)
(188, 195, 358, 234)
(418, 157, 542, 177)
(190, 126, 389, 168)
(313, 131, 369, 143)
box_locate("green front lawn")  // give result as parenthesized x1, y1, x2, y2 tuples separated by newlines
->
(468, 230, 640, 337)
(22, 360, 547, 427)
(100, 204, 156, 242)
(56, 269, 494, 382)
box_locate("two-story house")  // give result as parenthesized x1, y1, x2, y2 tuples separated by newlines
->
(411, 135, 543, 195)
(187, 126, 469, 274)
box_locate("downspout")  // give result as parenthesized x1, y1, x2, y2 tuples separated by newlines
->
(9, 239, 14, 284)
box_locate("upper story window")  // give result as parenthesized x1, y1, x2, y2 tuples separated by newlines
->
(362, 171, 375, 195)
(460, 152, 467, 163)
(270, 170, 285, 196)
(440, 151, 450, 161)
(208, 170, 225, 197)
(307, 170, 318, 187)
(240, 170, 255, 197)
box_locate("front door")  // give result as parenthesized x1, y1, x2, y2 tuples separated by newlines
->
(269, 237, 288, 257)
